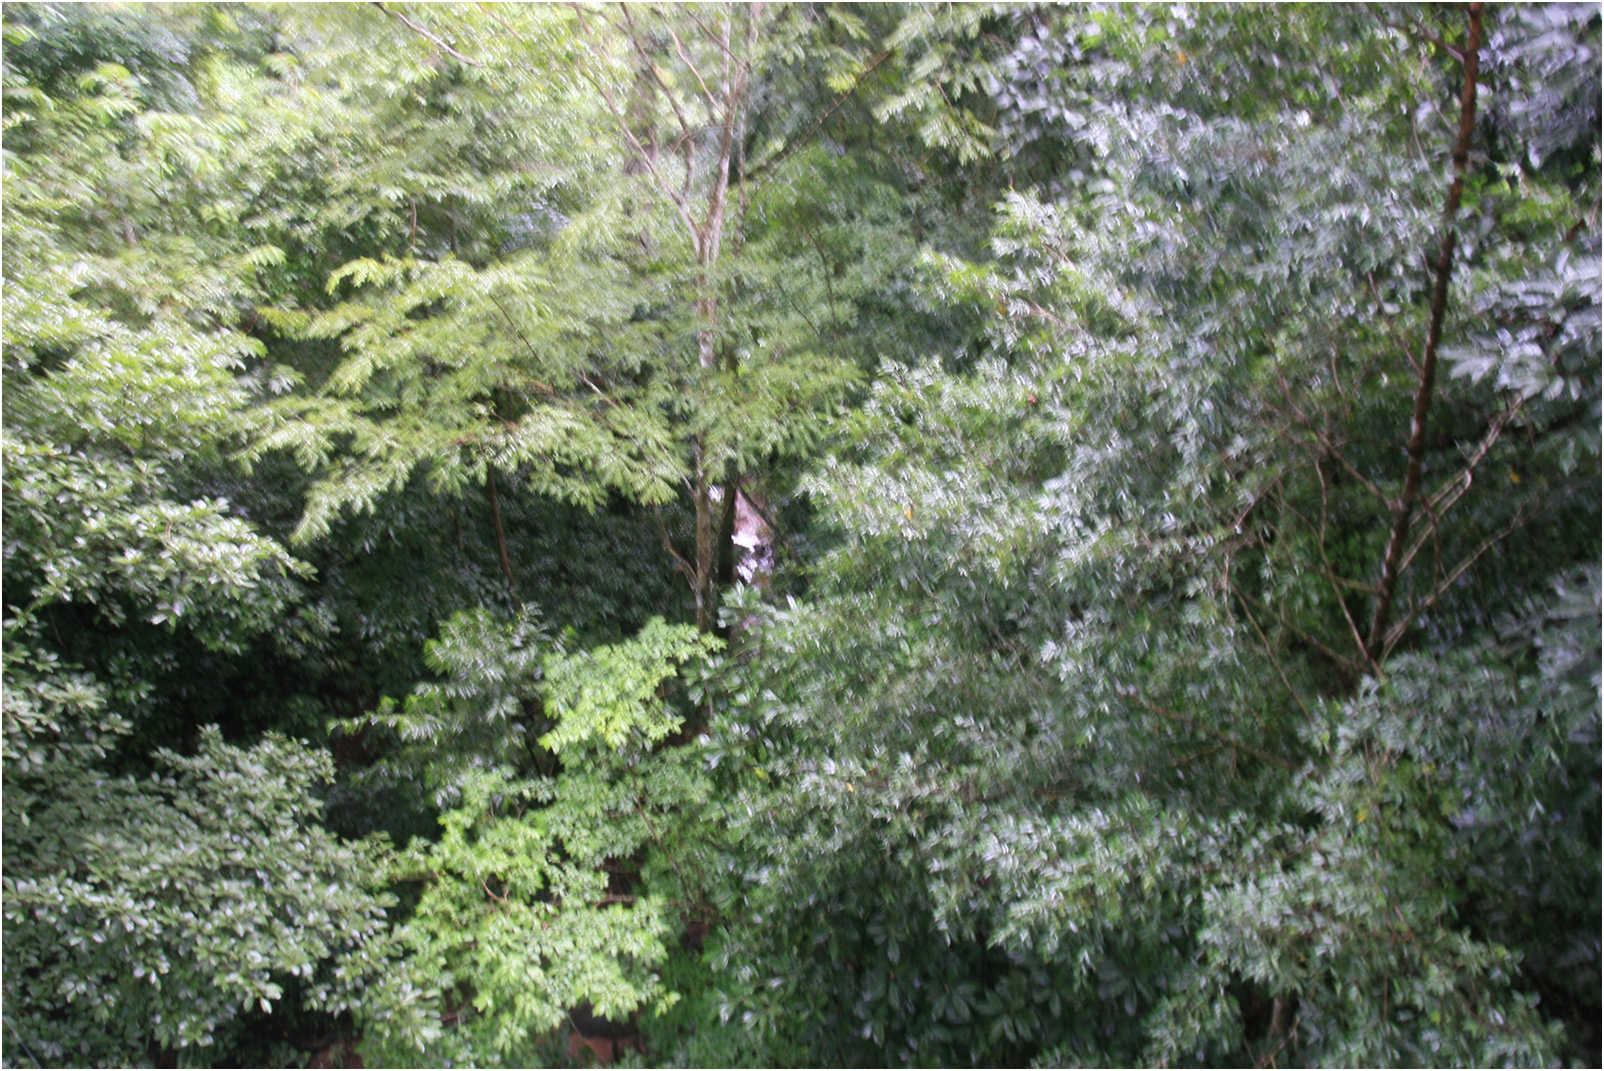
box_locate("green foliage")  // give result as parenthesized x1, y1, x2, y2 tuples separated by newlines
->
(353, 617, 721, 1066)
(250, 246, 686, 544)
(3, 4, 1597, 1069)
(667, 4, 1599, 1067)
(3, 9, 399, 1064)
(243, 3, 865, 568)
(350, 607, 553, 807)
(542, 618, 721, 752)
(3, 650, 393, 1066)
(1164, 576, 1597, 1068)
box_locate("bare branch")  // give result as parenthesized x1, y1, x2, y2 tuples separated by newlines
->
(745, 46, 894, 181)
(485, 466, 521, 609)
(618, 7, 705, 151)
(1394, 389, 1530, 588)
(484, 5, 528, 44)
(803, 221, 838, 324)
(1234, 592, 1314, 722)
(1232, 583, 1367, 682)
(374, 2, 485, 67)
(664, 22, 721, 114)
(654, 507, 698, 586)
(1315, 458, 1384, 677)
(1319, 434, 1393, 506)
(681, 5, 744, 67)
(1379, 489, 1568, 660)
(1268, 356, 1391, 506)
(1365, 2, 1484, 659)
(567, 5, 701, 235)
(1384, 13, 1467, 63)
(1366, 273, 1423, 377)
(1426, 390, 1530, 514)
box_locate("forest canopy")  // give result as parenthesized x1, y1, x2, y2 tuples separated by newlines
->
(2, 2, 1599, 1067)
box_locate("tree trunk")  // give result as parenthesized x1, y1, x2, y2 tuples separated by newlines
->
(693, 447, 717, 633)
(716, 477, 740, 591)
(1365, 3, 1483, 661)
(686, 9, 743, 634)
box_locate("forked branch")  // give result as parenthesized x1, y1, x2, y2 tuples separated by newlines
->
(1365, 2, 1483, 661)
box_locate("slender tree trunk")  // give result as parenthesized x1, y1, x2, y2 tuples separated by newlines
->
(486, 465, 521, 610)
(603, 4, 759, 634)
(693, 445, 716, 632)
(1365, 3, 1483, 661)
(715, 477, 740, 590)
(688, 8, 747, 634)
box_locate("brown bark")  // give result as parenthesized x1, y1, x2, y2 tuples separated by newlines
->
(373, 2, 484, 67)
(687, 7, 757, 633)
(1365, 3, 1483, 661)
(583, 5, 762, 632)
(693, 445, 716, 633)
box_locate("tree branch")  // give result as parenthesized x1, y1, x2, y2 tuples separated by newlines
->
(653, 507, 698, 587)
(744, 46, 894, 182)
(1314, 458, 1384, 677)
(1385, 13, 1467, 64)
(1365, 2, 1483, 660)
(1378, 485, 1574, 660)
(1235, 592, 1314, 723)
(1388, 387, 1538, 597)
(569, 4, 701, 236)
(1366, 273, 1423, 376)
(617, 6, 703, 162)
(1232, 583, 1366, 682)
(373, 3, 485, 67)
(664, 22, 722, 115)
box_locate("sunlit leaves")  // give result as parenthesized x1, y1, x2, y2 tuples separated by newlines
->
(2, 10, 396, 1064)
(542, 618, 720, 753)
(353, 616, 720, 1066)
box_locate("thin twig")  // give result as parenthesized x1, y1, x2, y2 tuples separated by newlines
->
(664, 22, 722, 114)
(374, 2, 485, 67)
(1379, 488, 1565, 659)
(1366, 273, 1422, 376)
(654, 507, 698, 586)
(619, 6, 704, 158)
(1386, 14, 1466, 63)
(1421, 389, 1531, 515)
(1235, 593, 1314, 722)
(1233, 583, 1366, 681)
(1314, 457, 1383, 677)
(569, 5, 700, 235)
(680, 5, 744, 67)
(803, 221, 838, 324)
(1269, 360, 1391, 505)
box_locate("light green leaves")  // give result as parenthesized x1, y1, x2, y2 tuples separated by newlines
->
(542, 618, 721, 753)
(2, 10, 397, 1063)
(355, 615, 720, 1065)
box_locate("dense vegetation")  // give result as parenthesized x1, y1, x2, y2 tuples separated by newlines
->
(3, 3, 1598, 1067)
